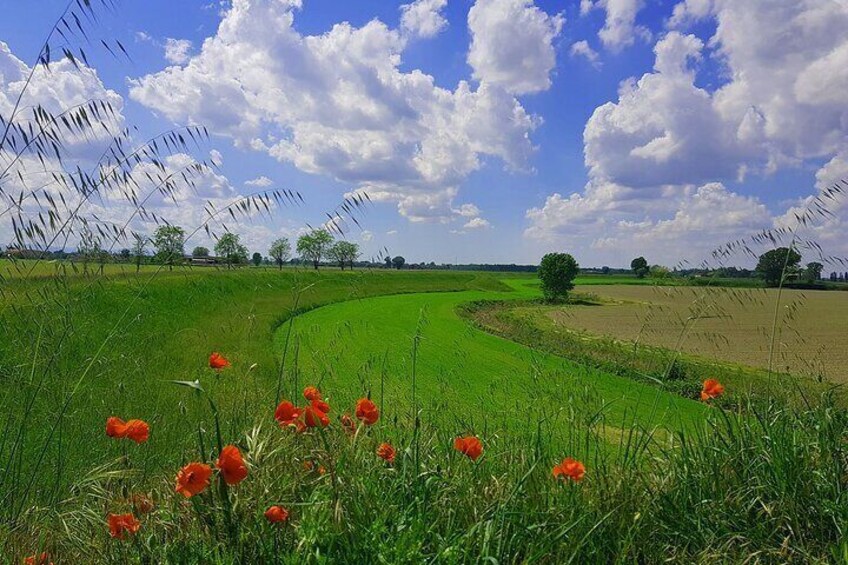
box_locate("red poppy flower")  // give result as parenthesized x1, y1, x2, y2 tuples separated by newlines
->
(312, 398, 331, 414)
(123, 419, 150, 444)
(274, 400, 302, 427)
(701, 379, 725, 401)
(355, 398, 379, 425)
(265, 505, 289, 524)
(376, 442, 396, 464)
(304, 401, 330, 428)
(303, 386, 321, 402)
(341, 413, 356, 434)
(23, 553, 52, 565)
(107, 513, 141, 539)
(175, 462, 212, 498)
(454, 436, 483, 461)
(552, 457, 585, 482)
(209, 352, 230, 370)
(106, 417, 149, 443)
(106, 416, 126, 438)
(216, 445, 248, 485)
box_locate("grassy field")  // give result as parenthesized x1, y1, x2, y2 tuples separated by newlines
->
(0, 266, 846, 562)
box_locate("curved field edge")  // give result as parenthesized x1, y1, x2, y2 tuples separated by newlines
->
(274, 283, 710, 453)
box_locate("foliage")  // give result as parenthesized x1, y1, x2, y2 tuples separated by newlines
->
(297, 230, 334, 269)
(268, 238, 292, 270)
(538, 252, 579, 301)
(328, 241, 360, 270)
(215, 233, 248, 268)
(631, 256, 649, 278)
(392, 256, 406, 270)
(252, 252, 263, 266)
(192, 246, 210, 258)
(153, 226, 186, 268)
(756, 247, 802, 287)
(804, 261, 824, 283)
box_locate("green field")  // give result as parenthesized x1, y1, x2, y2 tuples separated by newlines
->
(1, 266, 845, 562)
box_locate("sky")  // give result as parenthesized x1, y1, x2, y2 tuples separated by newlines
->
(1, 0, 847, 268)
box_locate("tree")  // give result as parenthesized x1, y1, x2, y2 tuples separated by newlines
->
(804, 261, 824, 283)
(152, 225, 186, 270)
(192, 246, 210, 258)
(538, 253, 579, 302)
(77, 225, 100, 274)
(132, 234, 148, 274)
(630, 256, 649, 278)
(328, 241, 360, 270)
(384, 256, 392, 268)
(118, 248, 131, 262)
(649, 265, 671, 280)
(215, 233, 248, 269)
(252, 252, 263, 266)
(392, 256, 406, 270)
(755, 247, 802, 287)
(268, 238, 291, 270)
(296, 230, 334, 269)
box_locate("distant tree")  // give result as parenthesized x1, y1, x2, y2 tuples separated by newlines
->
(131, 234, 148, 273)
(384, 256, 392, 268)
(77, 225, 102, 274)
(756, 247, 802, 287)
(328, 241, 360, 270)
(601, 266, 610, 275)
(215, 233, 248, 269)
(538, 253, 579, 302)
(630, 256, 649, 278)
(804, 261, 824, 283)
(152, 225, 185, 270)
(392, 256, 406, 270)
(268, 238, 291, 270)
(118, 248, 131, 262)
(649, 265, 671, 280)
(192, 246, 210, 258)
(296, 230, 334, 269)
(251, 252, 263, 266)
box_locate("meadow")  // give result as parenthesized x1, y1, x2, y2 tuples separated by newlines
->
(0, 263, 846, 563)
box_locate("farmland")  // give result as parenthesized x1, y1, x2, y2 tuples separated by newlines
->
(0, 265, 846, 562)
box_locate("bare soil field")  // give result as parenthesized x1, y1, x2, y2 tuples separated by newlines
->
(536, 285, 848, 382)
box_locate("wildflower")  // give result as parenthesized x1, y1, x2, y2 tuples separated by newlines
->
(318, 465, 327, 475)
(302, 460, 314, 472)
(303, 386, 321, 402)
(209, 352, 230, 370)
(312, 397, 331, 414)
(274, 400, 302, 428)
(130, 493, 154, 514)
(123, 419, 150, 443)
(376, 442, 396, 464)
(304, 401, 330, 428)
(355, 398, 379, 425)
(552, 458, 585, 482)
(107, 513, 141, 540)
(701, 379, 725, 401)
(23, 553, 52, 565)
(341, 413, 356, 434)
(216, 445, 248, 485)
(265, 505, 289, 524)
(106, 417, 126, 438)
(105, 417, 149, 444)
(175, 462, 212, 498)
(453, 436, 483, 461)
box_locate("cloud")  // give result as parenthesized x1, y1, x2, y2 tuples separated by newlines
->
(464, 217, 491, 229)
(130, 0, 548, 224)
(467, 0, 564, 95)
(164, 38, 193, 64)
(400, 0, 448, 39)
(527, 1, 848, 264)
(245, 175, 274, 187)
(570, 40, 601, 68)
(587, 0, 650, 51)
(360, 230, 374, 242)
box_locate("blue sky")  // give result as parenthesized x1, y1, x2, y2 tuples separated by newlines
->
(1, 0, 847, 267)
